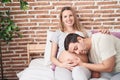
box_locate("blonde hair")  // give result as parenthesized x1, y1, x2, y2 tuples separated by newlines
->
(59, 6, 88, 37)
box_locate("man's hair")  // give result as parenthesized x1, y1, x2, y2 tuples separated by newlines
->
(64, 33, 84, 50)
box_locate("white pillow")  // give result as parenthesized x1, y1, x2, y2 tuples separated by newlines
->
(44, 30, 54, 65)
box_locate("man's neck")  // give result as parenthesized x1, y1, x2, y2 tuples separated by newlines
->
(84, 38, 91, 50)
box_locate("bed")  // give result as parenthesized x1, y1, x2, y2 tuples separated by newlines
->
(17, 30, 120, 80)
(17, 30, 55, 80)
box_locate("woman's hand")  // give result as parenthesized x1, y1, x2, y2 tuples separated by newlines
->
(60, 60, 78, 70)
(91, 71, 101, 78)
(97, 29, 110, 34)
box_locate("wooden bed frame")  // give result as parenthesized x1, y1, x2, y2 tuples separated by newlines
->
(27, 44, 46, 64)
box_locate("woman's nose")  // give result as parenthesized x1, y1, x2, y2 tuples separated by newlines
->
(66, 17, 69, 20)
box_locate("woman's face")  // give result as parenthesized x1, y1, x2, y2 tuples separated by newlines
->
(62, 10, 75, 28)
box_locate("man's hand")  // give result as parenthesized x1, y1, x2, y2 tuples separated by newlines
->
(92, 71, 100, 78)
(78, 58, 84, 66)
(60, 59, 78, 70)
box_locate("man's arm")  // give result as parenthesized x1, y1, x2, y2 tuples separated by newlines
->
(81, 56, 115, 72)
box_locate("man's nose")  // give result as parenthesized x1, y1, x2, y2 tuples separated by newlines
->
(75, 50, 79, 54)
(80, 50, 86, 54)
(77, 49, 85, 54)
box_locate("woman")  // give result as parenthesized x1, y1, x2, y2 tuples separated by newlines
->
(50, 6, 108, 80)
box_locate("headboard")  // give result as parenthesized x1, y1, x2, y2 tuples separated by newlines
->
(27, 44, 46, 64)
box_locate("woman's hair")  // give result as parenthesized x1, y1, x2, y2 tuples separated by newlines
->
(59, 6, 88, 37)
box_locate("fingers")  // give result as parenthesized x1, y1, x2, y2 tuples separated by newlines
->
(99, 29, 110, 34)
(92, 72, 100, 78)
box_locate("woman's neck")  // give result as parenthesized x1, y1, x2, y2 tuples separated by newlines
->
(64, 27, 76, 33)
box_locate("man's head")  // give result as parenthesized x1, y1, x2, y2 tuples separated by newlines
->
(64, 33, 88, 54)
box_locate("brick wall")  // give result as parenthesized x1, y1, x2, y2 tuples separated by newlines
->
(0, 0, 120, 79)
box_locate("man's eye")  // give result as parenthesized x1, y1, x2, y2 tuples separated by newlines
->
(74, 47, 78, 50)
(70, 15, 73, 17)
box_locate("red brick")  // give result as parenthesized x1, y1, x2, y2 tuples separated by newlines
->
(1, 0, 120, 79)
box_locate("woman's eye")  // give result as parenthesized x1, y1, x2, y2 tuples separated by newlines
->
(63, 16, 67, 18)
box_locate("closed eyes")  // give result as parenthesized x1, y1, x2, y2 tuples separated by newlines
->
(74, 46, 78, 50)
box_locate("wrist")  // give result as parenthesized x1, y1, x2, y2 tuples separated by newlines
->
(82, 63, 87, 67)
(59, 63, 62, 67)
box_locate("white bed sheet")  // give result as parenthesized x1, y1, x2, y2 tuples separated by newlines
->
(17, 58, 54, 80)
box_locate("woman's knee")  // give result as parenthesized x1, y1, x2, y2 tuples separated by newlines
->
(72, 66, 91, 75)
(55, 67, 72, 80)
(72, 66, 91, 80)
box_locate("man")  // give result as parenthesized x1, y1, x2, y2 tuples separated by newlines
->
(64, 32, 120, 80)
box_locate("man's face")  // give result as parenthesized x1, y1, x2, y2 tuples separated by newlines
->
(68, 40, 88, 54)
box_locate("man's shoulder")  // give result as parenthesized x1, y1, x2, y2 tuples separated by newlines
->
(92, 33, 120, 45)
(92, 33, 114, 43)
(92, 32, 102, 38)
(92, 32, 111, 38)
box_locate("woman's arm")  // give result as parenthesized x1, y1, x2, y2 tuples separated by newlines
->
(51, 42, 72, 69)
(50, 42, 61, 67)
(91, 29, 110, 34)
(86, 29, 110, 38)
(97, 29, 110, 34)
(50, 42, 79, 69)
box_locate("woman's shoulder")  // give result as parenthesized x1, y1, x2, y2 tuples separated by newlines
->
(51, 30, 63, 37)
(75, 31, 85, 37)
(55, 29, 61, 33)
(54, 30, 66, 35)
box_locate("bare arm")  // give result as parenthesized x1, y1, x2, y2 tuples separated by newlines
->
(50, 42, 61, 66)
(81, 56, 115, 72)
